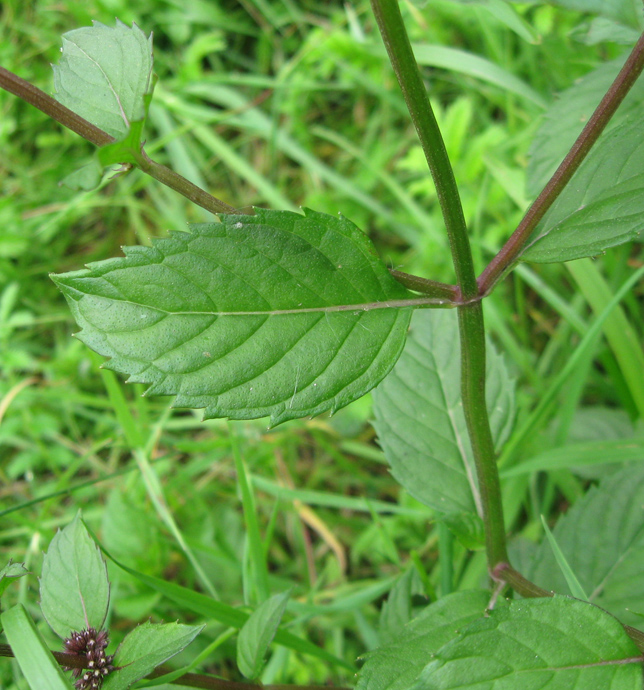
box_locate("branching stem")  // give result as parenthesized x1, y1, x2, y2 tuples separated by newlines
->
(478, 31, 644, 293)
(0, 65, 236, 215)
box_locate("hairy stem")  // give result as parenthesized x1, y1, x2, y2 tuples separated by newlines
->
(0, 65, 236, 215)
(371, 0, 508, 570)
(478, 31, 644, 293)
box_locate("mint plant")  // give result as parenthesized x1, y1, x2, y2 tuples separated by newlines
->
(2, 1, 644, 689)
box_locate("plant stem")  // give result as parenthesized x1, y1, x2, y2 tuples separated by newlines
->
(370, 0, 477, 300)
(389, 270, 457, 299)
(0, 65, 236, 215)
(371, 0, 509, 570)
(478, 31, 644, 294)
(458, 302, 509, 566)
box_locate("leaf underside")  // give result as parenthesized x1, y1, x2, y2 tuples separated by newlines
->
(53, 20, 153, 139)
(40, 513, 110, 639)
(416, 597, 641, 690)
(372, 309, 515, 514)
(52, 209, 413, 426)
(526, 463, 644, 627)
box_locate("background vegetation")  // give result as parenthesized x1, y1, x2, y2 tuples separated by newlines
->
(1, 0, 642, 686)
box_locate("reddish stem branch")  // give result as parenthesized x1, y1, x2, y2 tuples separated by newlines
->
(478, 32, 644, 294)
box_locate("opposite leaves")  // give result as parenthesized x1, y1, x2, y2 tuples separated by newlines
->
(52, 209, 414, 425)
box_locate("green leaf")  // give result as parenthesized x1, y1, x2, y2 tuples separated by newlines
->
(51, 208, 414, 426)
(40, 512, 110, 638)
(570, 17, 642, 46)
(1, 604, 72, 690)
(526, 464, 644, 627)
(102, 621, 203, 690)
(0, 561, 28, 598)
(104, 549, 354, 671)
(523, 165, 644, 262)
(53, 20, 153, 139)
(415, 597, 642, 689)
(526, 56, 644, 199)
(59, 160, 104, 191)
(237, 590, 290, 679)
(379, 568, 425, 646)
(440, 513, 485, 550)
(372, 309, 515, 514)
(356, 591, 491, 690)
(544, 0, 643, 28)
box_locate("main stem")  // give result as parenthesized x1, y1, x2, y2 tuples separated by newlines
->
(371, 0, 508, 568)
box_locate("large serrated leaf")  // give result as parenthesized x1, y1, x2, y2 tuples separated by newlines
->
(523, 115, 644, 262)
(237, 591, 290, 679)
(415, 597, 642, 690)
(53, 20, 153, 139)
(526, 464, 644, 627)
(372, 309, 515, 514)
(52, 209, 414, 426)
(357, 591, 490, 690)
(40, 512, 110, 639)
(102, 620, 203, 690)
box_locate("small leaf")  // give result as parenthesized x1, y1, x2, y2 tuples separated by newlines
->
(40, 512, 110, 638)
(372, 309, 515, 514)
(379, 568, 425, 645)
(416, 597, 642, 689)
(356, 591, 490, 690)
(1, 604, 71, 690)
(237, 590, 290, 679)
(59, 160, 104, 191)
(0, 561, 28, 598)
(102, 620, 203, 690)
(51, 209, 414, 425)
(527, 463, 644, 626)
(53, 20, 153, 139)
(440, 513, 485, 550)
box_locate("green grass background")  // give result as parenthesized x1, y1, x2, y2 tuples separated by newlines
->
(1, 0, 643, 686)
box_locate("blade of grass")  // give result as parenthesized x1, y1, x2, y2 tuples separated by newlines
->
(229, 425, 271, 604)
(501, 437, 644, 477)
(100, 547, 355, 672)
(133, 448, 220, 600)
(566, 258, 644, 419)
(1, 605, 71, 690)
(251, 475, 430, 516)
(499, 265, 644, 468)
(540, 515, 589, 601)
